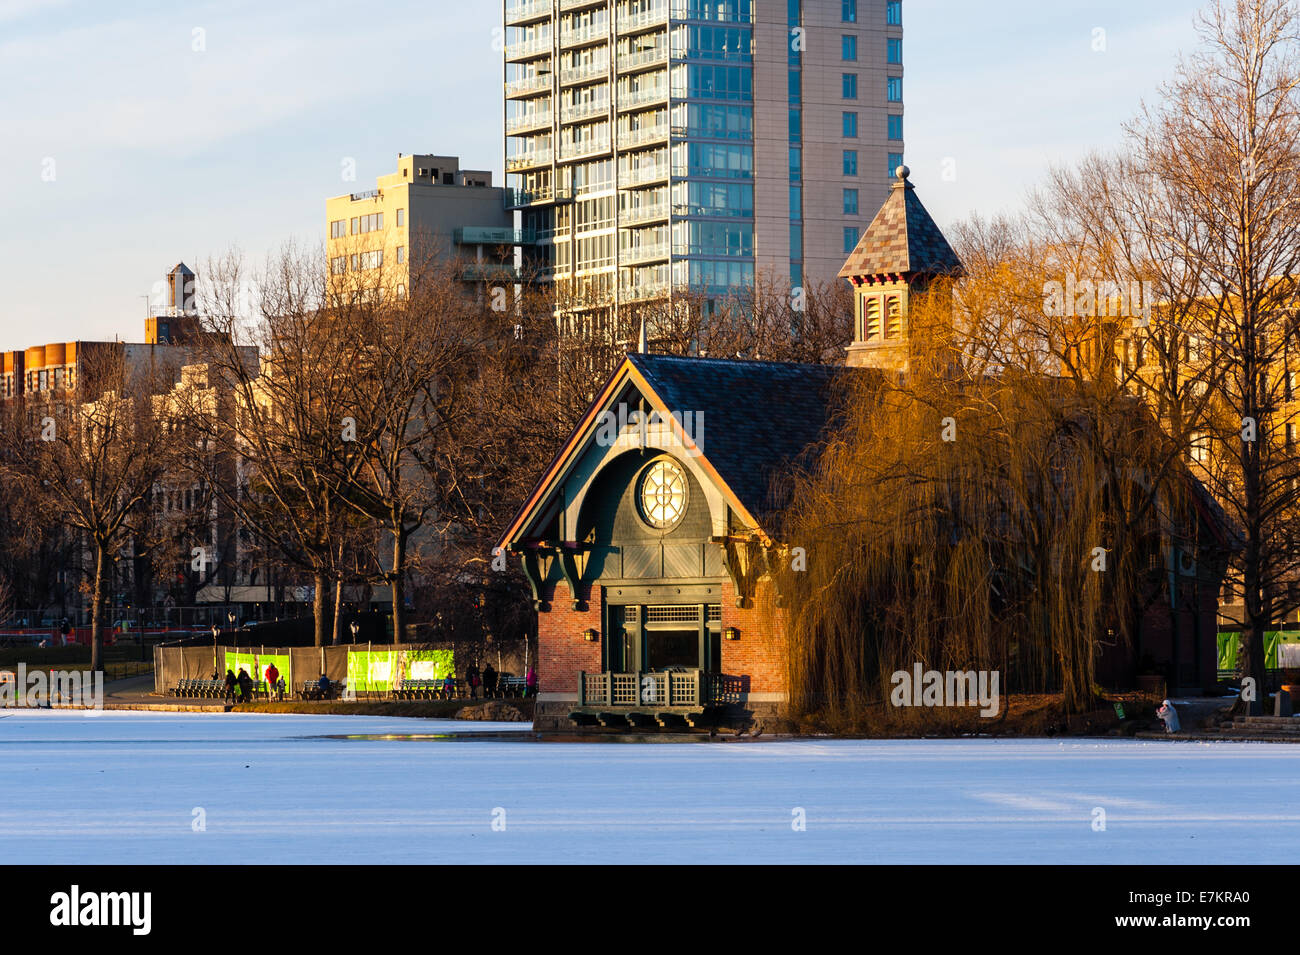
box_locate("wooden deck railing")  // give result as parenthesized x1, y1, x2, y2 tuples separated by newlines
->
(579, 670, 742, 708)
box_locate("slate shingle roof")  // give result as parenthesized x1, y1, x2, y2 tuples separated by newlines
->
(628, 352, 868, 523)
(838, 172, 964, 281)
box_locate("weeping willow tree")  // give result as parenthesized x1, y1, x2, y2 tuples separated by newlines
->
(770, 234, 1202, 727)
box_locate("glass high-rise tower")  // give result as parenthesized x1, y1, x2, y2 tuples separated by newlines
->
(504, 0, 902, 326)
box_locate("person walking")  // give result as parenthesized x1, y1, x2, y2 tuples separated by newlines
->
(265, 662, 280, 701)
(223, 669, 237, 704)
(482, 663, 498, 698)
(236, 668, 253, 704)
(466, 662, 481, 700)
(525, 666, 538, 699)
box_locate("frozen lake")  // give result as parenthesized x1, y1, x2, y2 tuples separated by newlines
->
(2, 710, 1297, 864)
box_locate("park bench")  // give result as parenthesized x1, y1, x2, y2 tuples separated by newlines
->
(393, 678, 443, 700)
(300, 679, 347, 701)
(498, 675, 528, 698)
(171, 678, 225, 699)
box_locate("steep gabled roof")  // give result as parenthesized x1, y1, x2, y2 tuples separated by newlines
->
(496, 353, 861, 549)
(838, 167, 964, 281)
(628, 353, 854, 521)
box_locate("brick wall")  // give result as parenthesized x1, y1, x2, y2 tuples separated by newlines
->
(719, 579, 788, 694)
(537, 581, 603, 696)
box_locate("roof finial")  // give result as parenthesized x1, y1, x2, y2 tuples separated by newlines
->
(895, 164, 910, 181)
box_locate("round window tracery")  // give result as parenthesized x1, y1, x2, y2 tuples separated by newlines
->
(639, 459, 688, 530)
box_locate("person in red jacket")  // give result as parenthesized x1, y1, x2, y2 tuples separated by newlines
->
(265, 662, 280, 701)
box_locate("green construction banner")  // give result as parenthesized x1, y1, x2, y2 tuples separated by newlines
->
(346, 649, 454, 692)
(1215, 631, 1299, 670)
(225, 651, 291, 688)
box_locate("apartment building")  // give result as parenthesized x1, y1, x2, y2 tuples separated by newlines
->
(504, 0, 903, 314)
(325, 154, 522, 298)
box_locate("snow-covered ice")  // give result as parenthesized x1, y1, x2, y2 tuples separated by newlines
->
(2, 710, 1297, 864)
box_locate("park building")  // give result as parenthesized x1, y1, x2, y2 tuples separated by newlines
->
(503, 0, 904, 342)
(325, 153, 523, 302)
(499, 167, 1232, 732)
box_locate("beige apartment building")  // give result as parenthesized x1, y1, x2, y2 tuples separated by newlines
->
(504, 0, 904, 317)
(325, 153, 521, 299)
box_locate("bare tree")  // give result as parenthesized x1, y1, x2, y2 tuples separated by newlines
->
(1119, 0, 1300, 708)
(0, 346, 176, 672)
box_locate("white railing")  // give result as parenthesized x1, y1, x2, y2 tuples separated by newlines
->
(619, 279, 671, 301)
(562, 99, 610, 122)
(620, 162, 669, 185)
(560, 136, 612, 159)
(505, 0, 552, 24)
(621, 202, 669, 224)
(617, 83, 669, 108)
(622, 242, 670, 264)
(507, 110, 553, 133)
(506, 147, 554, 170)
(505, 73, 553, 97)
(617, 6, 669, 32)
(506, 35, 553, 60)
(560, 60, 609, 84)
(617, 45, 669, 71)
(560, 22, 609, 46)
(619, 122, 670, 147)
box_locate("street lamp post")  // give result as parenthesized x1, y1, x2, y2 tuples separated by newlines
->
(350, 620, 359, 643)
(211, 623, 220, 675)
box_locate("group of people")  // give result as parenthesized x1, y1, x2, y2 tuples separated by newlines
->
(459, 662, 537, 699)
(218, 664, 286, 704)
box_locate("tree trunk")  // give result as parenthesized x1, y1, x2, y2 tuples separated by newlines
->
(332, 577, 344, 646)
(90, 542, 106, 675)
(391, 530, 407, 645)
(313, 571, 330, 647)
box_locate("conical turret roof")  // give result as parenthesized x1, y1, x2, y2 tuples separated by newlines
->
(838, 165, 964, 281)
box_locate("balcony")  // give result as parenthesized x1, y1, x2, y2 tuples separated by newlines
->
(505, 72, 554, 98)
(561, 98, 610, 123)
(559, 0, 604, 9)
(618, 121, 681, 148)
(506, 185, 574, 208)
(618, 278, 670, 301)
(559, 60, 609, 85)
(620, 202, 669, 224)
(506, 109, 553, 134)
(560, 136, 611, 160)
(579, 669, 714, 708)
(559, 22, 608, 48)
(506, 35, 553, 61)
(617, 44, 669, 72)
(506, 147, 554, 171)
(616, 5, 669, 33)
(459, 262, 522, 283)
(454, 227, 537, 246)
(616, 83, 674, 109)
(620, 162, 670, 185)
(505, 0, 552, 25)
(621, 242, 670, 264)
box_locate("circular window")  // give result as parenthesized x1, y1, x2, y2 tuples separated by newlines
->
(639, 458, 689, 530)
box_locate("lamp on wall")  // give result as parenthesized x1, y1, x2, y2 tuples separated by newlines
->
(724, 626, 740, 641)
(583, 628, 599, 642)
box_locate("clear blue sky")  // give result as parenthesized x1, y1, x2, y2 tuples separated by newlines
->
(0, 0, 1203, 342)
